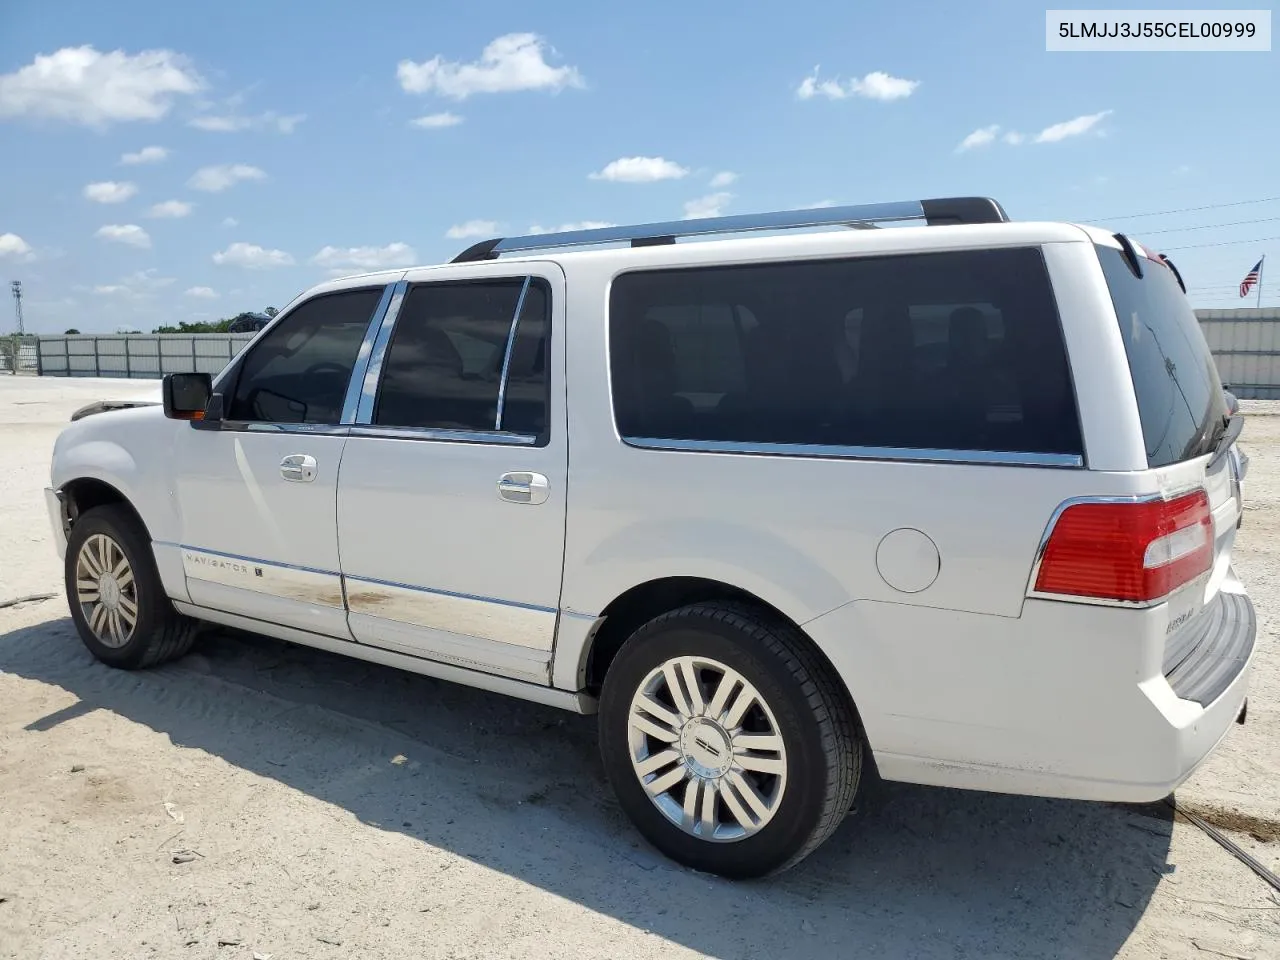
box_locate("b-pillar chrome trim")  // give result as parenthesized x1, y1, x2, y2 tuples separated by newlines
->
(353, 279, 409, 424)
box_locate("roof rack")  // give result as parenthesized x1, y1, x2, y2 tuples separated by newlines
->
(452, 196, 1009, 263)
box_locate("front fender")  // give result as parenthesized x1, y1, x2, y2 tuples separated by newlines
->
(51, 406, 183, 547)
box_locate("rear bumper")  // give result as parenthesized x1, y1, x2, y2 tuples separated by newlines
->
(807, 573, 1256, 802)
(45, 487, 68, 560)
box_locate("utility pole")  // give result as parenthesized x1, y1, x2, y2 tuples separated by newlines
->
(10, 280, 23, 335)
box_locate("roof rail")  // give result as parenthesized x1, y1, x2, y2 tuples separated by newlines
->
(451, 196, 1008, 263)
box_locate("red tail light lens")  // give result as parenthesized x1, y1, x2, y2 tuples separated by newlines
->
(1034, 491, 1213, 603)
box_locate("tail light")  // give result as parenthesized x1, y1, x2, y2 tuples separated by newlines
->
(1033, 491, 1213, 604)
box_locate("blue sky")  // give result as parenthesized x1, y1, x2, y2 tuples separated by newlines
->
(0, 0, 1276, 333)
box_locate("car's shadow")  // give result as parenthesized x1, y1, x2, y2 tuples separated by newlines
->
(1, 617, 1173, 959)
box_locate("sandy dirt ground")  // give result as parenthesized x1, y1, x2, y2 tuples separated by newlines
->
(1, 376, 1278, 960)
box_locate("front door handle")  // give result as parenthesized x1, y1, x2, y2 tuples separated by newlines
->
(280, 454, 317, 483)
(497, 472, 549, 504)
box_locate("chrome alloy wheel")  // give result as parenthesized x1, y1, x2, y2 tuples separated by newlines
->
(627, 656, 788, 842)
(74, 533, 138, 649)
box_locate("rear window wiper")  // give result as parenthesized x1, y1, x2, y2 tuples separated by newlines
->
(1206, 413, 1244, 472)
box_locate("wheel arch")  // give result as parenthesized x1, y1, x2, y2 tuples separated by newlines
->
(58, 475, 190, 605)
(572, 576, 871, 755)
(61, 476, 151, 539)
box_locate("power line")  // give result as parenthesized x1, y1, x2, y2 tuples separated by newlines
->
(1139, 215, 1280, 236)
(1162, 234, 1279, 251)
(1082, 196, 1280, 224)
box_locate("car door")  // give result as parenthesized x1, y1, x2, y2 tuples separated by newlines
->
(172, 281, 393, 638)
(335, 263, 567, 684)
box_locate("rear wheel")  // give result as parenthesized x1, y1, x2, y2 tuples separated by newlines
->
(598, 602, 861, 878)
(65, 505, 199, 669)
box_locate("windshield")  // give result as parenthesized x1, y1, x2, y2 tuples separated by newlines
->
(1096, 245, 1228, 467)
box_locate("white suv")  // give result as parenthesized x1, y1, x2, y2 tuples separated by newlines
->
(45, 198, 1255, 878)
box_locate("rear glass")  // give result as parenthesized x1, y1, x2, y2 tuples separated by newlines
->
(1096, 246, 1226, 467)
(609, 247, 1083, 456)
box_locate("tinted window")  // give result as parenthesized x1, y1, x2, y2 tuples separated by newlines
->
(375, 279, 550, 438)
(228, 287, 381, 423)
(609, 248, 1081, 455)
(1097, 246, 1226, 467)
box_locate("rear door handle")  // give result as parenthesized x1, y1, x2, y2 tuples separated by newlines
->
(280, 454, 317, 483)
(497, 472, 549, 504)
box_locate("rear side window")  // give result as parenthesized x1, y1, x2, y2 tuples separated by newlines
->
(228, 287, 382, 424)
(374, 279, 550, 439)
(609, 247, 1082, 457)
(1096, 246, 1227, 467)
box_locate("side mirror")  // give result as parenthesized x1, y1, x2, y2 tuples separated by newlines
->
(162, 372, 212, 420)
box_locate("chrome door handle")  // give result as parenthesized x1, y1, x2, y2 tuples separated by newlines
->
(280, 454, 317, 483)
(497, 472, 549, 504)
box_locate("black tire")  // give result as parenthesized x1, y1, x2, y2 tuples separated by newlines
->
(64, 504, 199, 670)
(598, 601, 862, 878)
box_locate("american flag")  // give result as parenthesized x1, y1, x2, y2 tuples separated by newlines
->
(1239, 258, 1263, 298)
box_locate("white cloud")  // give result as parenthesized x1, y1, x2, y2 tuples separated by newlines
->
(188, 164, 266, 192)
(683, 192, 733, 219)
(0, 46, 203, 127)
(709, 171, 737, 188)
(804, 200, 839, 208)
(92, 268, 174, 297)
(95, 224, 151, 248)
(446, 220, 498, 240)
(221, 217, 239, 228)
(1034, 110, 1112, 143)
(0, 232, 33, 259)
(189, 111, 305, 134)
(956, 125, 1000, 152)
(146, 199, 193, 218)
(410, 112, 463, 128)
(397, 33, 583, 100)
(958, 115, 1109, 153)
(528, 221, 614, 235)
(212, 242, 294, 268)
(83, 180, 138, 203)
(796, 68, 919, 102)
(120, 145, 168, 164)
(184, 286, 218, 298)
(590, 156, 689, 183)
(311, 242, 418, 273)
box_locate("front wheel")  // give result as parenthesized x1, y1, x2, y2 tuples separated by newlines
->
(64, 504, 199, 669)
(598, 602, 862, 878)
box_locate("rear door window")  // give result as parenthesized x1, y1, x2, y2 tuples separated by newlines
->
(609, 247, 1082, 457)
(1096, 246, 1227, 467)
(374, 279, 550, 440)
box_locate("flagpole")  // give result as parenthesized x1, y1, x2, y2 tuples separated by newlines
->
(1258, 255, 1265, 309)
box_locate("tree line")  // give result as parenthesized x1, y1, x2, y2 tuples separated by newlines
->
(57, 307, 279, 336)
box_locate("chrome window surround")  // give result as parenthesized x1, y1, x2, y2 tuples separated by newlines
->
(622, 437, 1084, 469)
(494, 276, 532, 431)
(349, 274, 548, 447)
(349, 424, 538, 445)
(340, 283, 398, 423)
(1023, 488, 1209, 609)
(353, 280, 407, 423)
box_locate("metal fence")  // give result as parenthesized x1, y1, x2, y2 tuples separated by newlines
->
(1195, 309, 1280, 400)
(18, 311, 1280, 399)
(34, 334, 255, 379)
(1, 335, 39, 374)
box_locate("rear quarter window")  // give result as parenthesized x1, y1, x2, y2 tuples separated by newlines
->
(1096, 246, 1226, 467)
(609, 247, 1083, 459)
